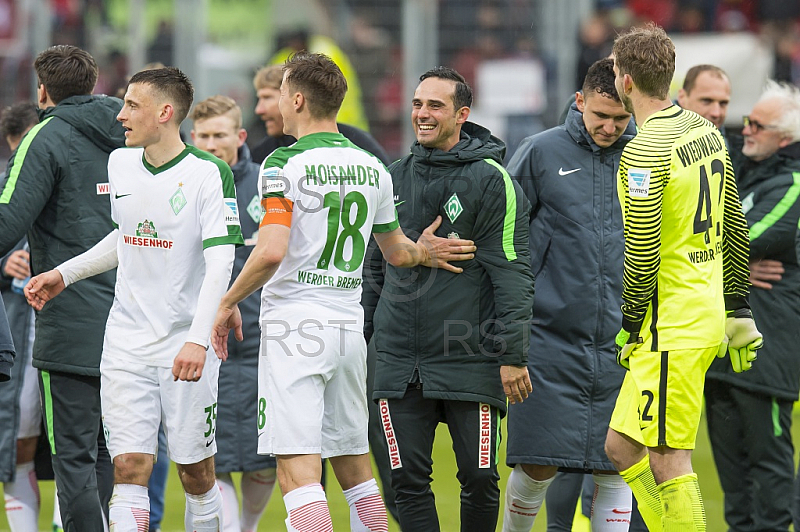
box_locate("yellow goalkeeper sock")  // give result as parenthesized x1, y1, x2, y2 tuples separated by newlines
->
(619, 454, 662, 532)
(658, 473, 706, 531)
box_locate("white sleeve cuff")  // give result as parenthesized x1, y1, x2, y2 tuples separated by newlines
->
(185, 244, 235, 348)
(57, 230, 119, 287)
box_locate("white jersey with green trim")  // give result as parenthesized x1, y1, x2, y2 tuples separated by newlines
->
(258, 132, 398, 333)
(105, 145, 243, 366)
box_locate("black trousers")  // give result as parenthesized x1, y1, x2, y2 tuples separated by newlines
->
(39, 370, 113, 532)
(366, 340, 400, 524)
(705, 380, 794, 532)
(379, 385, 501, 532)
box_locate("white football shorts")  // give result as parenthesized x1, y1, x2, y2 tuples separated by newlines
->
(100, 349, 220, 464)
(257, 322, 369, 458)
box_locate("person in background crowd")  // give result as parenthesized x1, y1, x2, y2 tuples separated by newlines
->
(705, 80, 800, 532)
(677, 64, 731, 131)
(190, 94, 278, 532)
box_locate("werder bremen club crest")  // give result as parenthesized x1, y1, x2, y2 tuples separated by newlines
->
(170, 187, 188, 215)
(136, 219, 158, 238)
(444, 193, 464, 223)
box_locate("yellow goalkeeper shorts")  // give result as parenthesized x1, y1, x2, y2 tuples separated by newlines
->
(609, 346, 717, 449)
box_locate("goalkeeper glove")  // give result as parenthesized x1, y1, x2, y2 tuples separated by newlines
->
(615, 329, 642, 370)
(717, 308, 763, 373)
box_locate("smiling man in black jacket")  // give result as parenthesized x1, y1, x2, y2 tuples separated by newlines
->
(366, 66, 534, 532)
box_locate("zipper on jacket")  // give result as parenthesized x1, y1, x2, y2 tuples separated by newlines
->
(412, 161, 422, 384)
(587, 150, 606, 467)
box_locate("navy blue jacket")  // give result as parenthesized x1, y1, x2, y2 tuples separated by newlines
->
(505, 104, 635, 469)
(215, 143, 275, 472)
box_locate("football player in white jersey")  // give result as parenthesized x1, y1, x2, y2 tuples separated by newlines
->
(26, 67, 243, 532)
(210, 52, 475, 532)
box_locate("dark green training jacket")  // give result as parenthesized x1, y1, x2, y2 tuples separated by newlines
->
(707, 147, 800, 400)
(0, 95, 125, 376)
(367, 122, 534, 413)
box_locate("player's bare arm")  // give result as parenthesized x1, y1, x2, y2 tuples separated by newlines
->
(172, 342, 208, 382)
(25, 269, 67, 311)
(374, 215, 476, 272)
(211, 223, 290, 358)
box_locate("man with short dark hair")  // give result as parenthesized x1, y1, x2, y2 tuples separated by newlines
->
(605, 25, 757, 531)
(0, 44, 125, 531)
(366, 66, 534, 532)
(0, 102, 39, 150)
(253, 62, 399, 521)
(211, 52, 474, 532)
(28, 66, 243, 532)
(502, 57, 635, 532)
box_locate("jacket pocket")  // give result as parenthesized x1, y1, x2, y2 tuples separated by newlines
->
(434, 272, 482, 358)
(530, 209, 557, 277)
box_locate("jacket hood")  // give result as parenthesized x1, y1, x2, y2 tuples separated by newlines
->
(565, 101, 636, 153)
(232, 143, 254, 182)
(43, 95, 126, 154)
(410, 121, 506, 166)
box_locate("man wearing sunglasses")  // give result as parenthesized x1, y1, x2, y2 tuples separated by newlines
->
(704, 80, 800, 532)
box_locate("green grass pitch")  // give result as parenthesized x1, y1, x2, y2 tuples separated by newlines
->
(3, 411, 799, 531)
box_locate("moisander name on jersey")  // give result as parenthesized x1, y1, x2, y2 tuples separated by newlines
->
(304, 163, 382, 188)
(675, 130, 725, 168)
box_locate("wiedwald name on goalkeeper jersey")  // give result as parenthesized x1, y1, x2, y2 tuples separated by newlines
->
(674, 129, 726, 168)
(618, 106, 750, 352)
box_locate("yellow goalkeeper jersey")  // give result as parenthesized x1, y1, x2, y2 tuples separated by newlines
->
(618, 105, 750, 351)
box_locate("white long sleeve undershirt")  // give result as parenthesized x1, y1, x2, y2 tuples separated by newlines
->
(185, 245, 235, 348)
(57, 229, 119, 286)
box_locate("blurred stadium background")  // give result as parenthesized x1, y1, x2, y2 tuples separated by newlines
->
(0, 0, 794, 164)
(1, 0, 799, 530)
